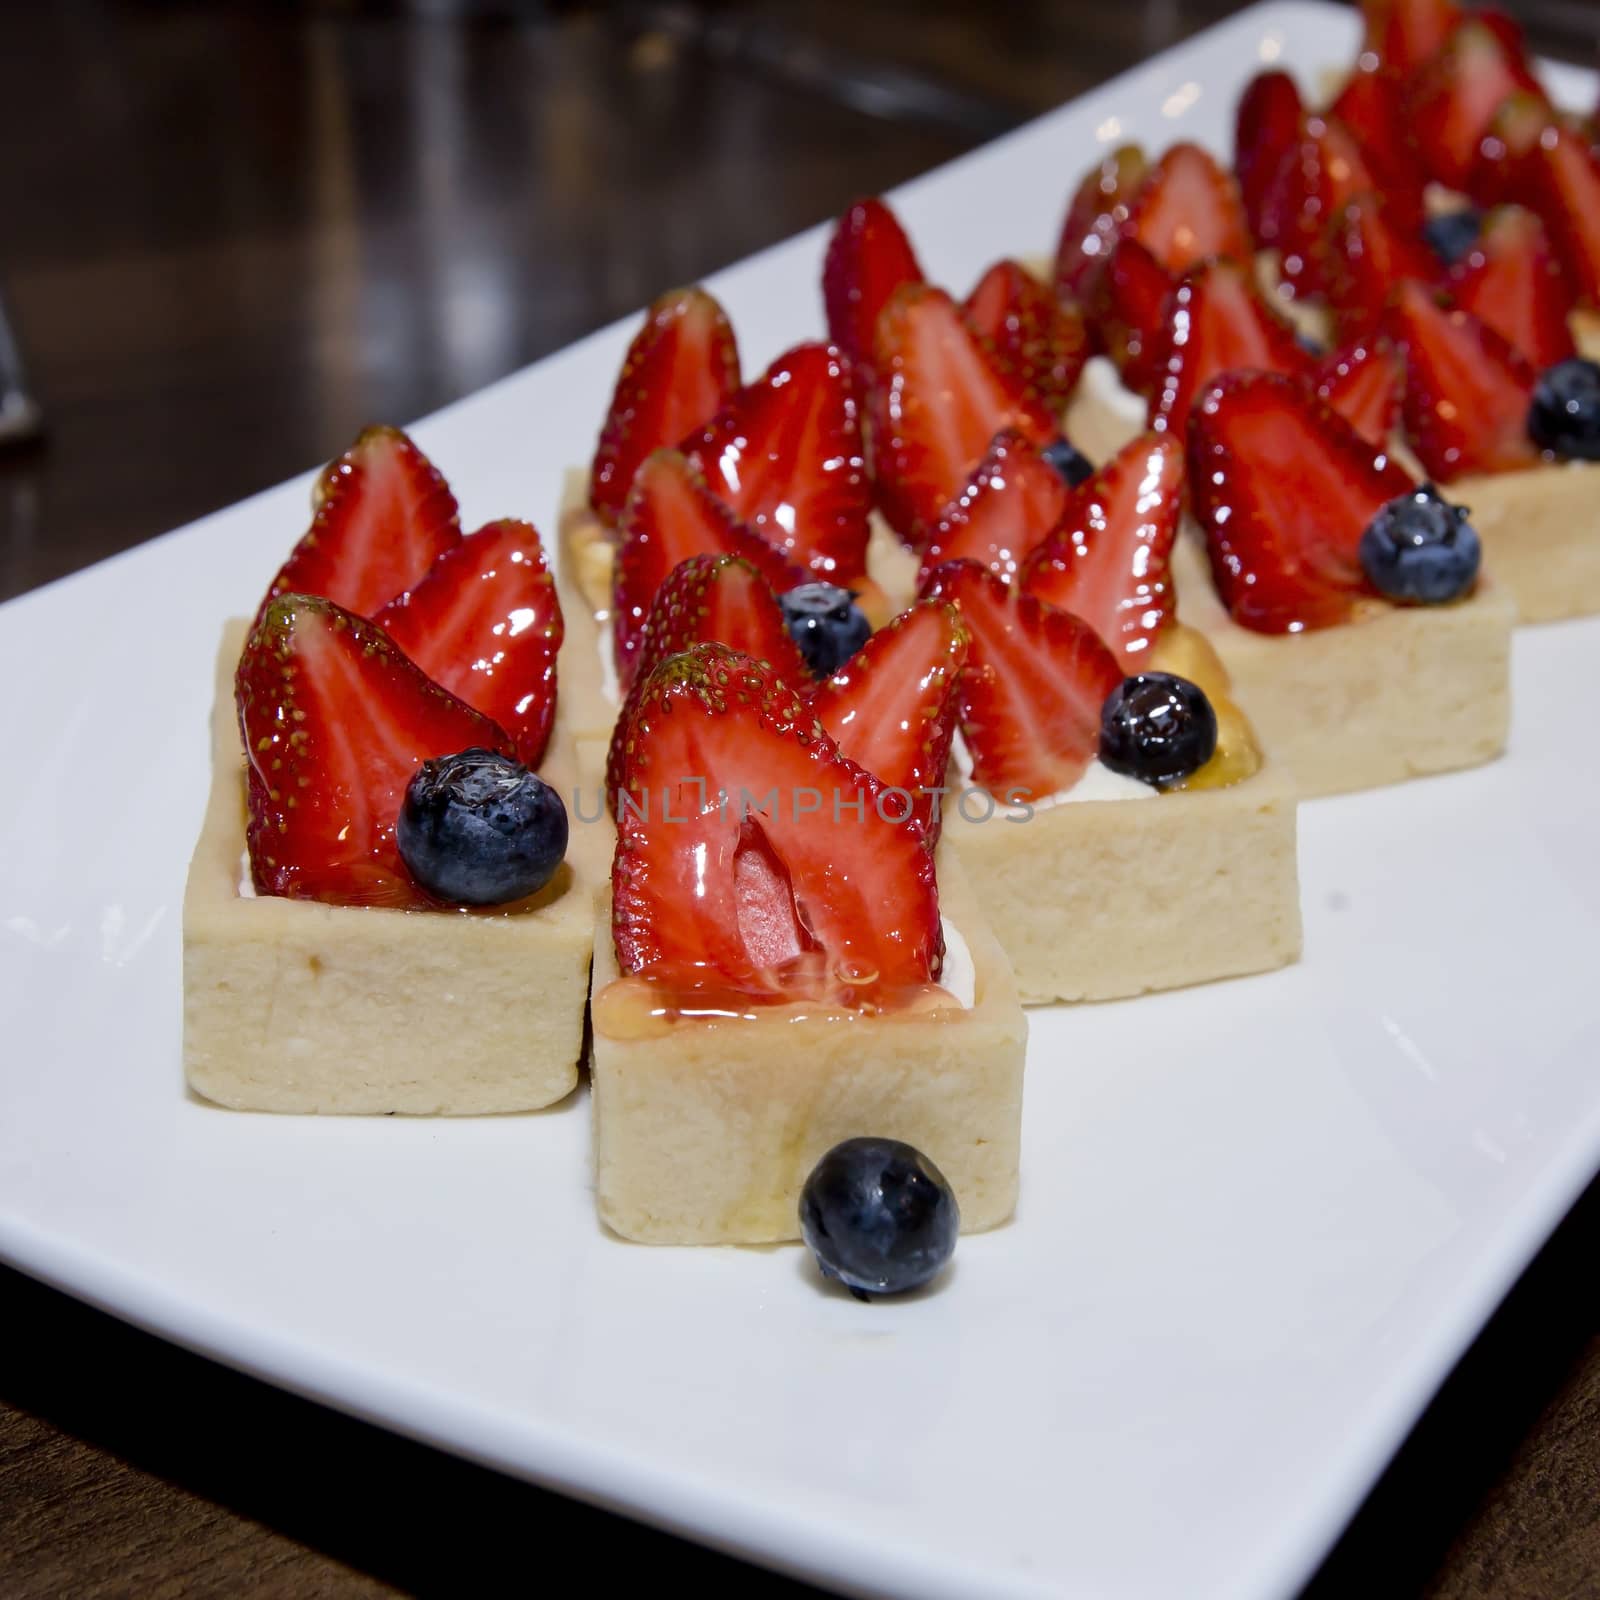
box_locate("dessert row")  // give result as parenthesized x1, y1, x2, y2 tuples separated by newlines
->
(183, 0, 1600, 1290)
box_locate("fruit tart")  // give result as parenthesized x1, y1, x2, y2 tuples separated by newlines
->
(184, 426, 599, 1115)
(589, 640, 1026, 1246)
(1178, 371, 1512, 796)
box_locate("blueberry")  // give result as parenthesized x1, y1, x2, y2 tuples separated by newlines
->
(1527, 357, 1600, 461)
(1422, 207, 1483, 268)
(780, 582, 872, 676)
(1098, 672, 1217, 789)
(799, 1137, 959, 1301)
(1358, 483, 1481, 604)
(1041, 436, 1095, 487)
(398, 747, 567, 905)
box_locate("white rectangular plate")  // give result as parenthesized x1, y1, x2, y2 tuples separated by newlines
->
(2, 5, 1597, 1595)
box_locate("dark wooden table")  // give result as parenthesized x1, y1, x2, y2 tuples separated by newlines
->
(2, 2, 1596, 1594)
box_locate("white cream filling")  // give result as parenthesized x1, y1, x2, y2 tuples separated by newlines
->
(937, 917, 976, 1009)
(237, 851, 256, 899)
(949, 730, 1154, 811)
(1082, 354, 1150, 428)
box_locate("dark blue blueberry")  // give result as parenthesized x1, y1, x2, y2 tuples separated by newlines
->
(1041, 435, 1095, 488)
(1098, 673, 1217, 789)
(799, 1137, 959, 1300)
(1527, 357, 1600, 461)
(398, 747, 567, 905)
(1358, 483, 1481, 604)
(780, 582, 872, 676)
(1422, 207, 1483, 268)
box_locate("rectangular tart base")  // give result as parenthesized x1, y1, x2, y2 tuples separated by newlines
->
(183, 620, 599, 1115)
(590, 847, 1027, 1245)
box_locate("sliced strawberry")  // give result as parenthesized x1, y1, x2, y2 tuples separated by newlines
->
(1090, 235, 1175, 393)
(590, 288, 740, 527)
(1258, 116, 1384, 297)
(1314, 338, 1403, 445)
(237, 594, 513, 908)
(1125, 143, 1252, 275)
(1327, 65, 1427, 216)
(1360, 0, 1461, 77)
(916, 429, 1070, 587)
(822, 196, 922, 378)
(682, 342, 870, 585)
(1235, 71, 1305, 239)
(962, 259, 1089, 407)
(1322, 193, 1440, 345)
(610, 643, 941, 1008)
(1017, 432, 1183, 671)
(1187, 372, 1414, 633)
(1384, 279, 1539, 479)
(1054, 144, 1149, 305)
(1408, 19, 1545, 193)
(1147, 258, 1312, 435)
(869, 284, 1058, 543)
(371, 519, 562, 770)
(1469, 88, 1555, 206)
(921, 560, 1123, 802)
(1448, 205, 1576, 369)
(260, 425, 460, 622)
(1518, 124, 1600, 306)
(613, 450, 804, 689)
(605, 554, 807, 808)
(810, 599, 968, 839)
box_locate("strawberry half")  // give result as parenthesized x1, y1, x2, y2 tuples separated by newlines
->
(260, 425, 460, 623)
(1125, 143, 1252, 275)
(1360, 0, 1461, 77)
(1408, 19, 1545, 193)
(1384, 280, 1539, 479)
(811, 599, 968, 839)
(1322, 193, 1440, 345)
(1518, 125, 1600, 306)
(1235, 70, 1305, 239)
(612, 450, 804, 689)
(1315, 338, 1403, 445)
(681, 341, 870, 585)
(869, 284, 1057, 543)
(373, 519, 562, 770)
(1017, 432, 1183, 671)
(1187, 371, 1415, 633)
(915, 429, 1070, 588)
(1147, 258, 1312, 434)
(822, 196, 923, 378)
(1054, 144, 1149, 305)
(1327, 65, 1427, 218)
(605, 553, 807, 808)
(922, 560, 1123, 802)
(1258, 116, 1383, 297)
(1469, 89, 1555, 207)
(1448, 205, 1576, 369)
(610, 643, 942, 1008)
(590, 287, 740, 527)
(1091, 236, 1175, 393)
(962, 258, 1089, 407)
(237, 594, 513, 908)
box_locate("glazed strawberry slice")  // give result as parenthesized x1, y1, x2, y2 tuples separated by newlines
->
(921, 560, 1123, 801)
(916, 429, 1070, 587)
(1258, 116, 1384, 297)
(1327, 66, 1427, 218)
(1017, 432, 1183, 671)
(822, 196, 922, 377)
(237, 594, 513, 908)
(1360, 0, 1461, 77)
(605, 554, 808, 808)
(610, 643, 942, 1008)
(1384, 280, 1539, 479)
(373, 519, 562, 770)
(1448, 205, 1576, 369)
(1125, 143, 1252, 275)
(260, 425, 460, 622)
(869, 284, 1058, 543)
(810, 599, 968, 838)
(1054, 144, 1149, 304)
(1147, 258, 1312, 434)
(612, 450, 803, 689)
(1188, 372, 1415, 633)
(1314, 339, 1403, 445)
(1091, 236, 1175, 393)
(1322, 193, 1440, 345)
(1517, 124, 1600, 306)
(962, 259, 1089, 407)
(1408, 19, 1546, 193)
(682, 342, 870, 585)
(1469, 89, 1553, 207)
(1235, 71, 1305, 238)
(589, 287, 740, 527)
